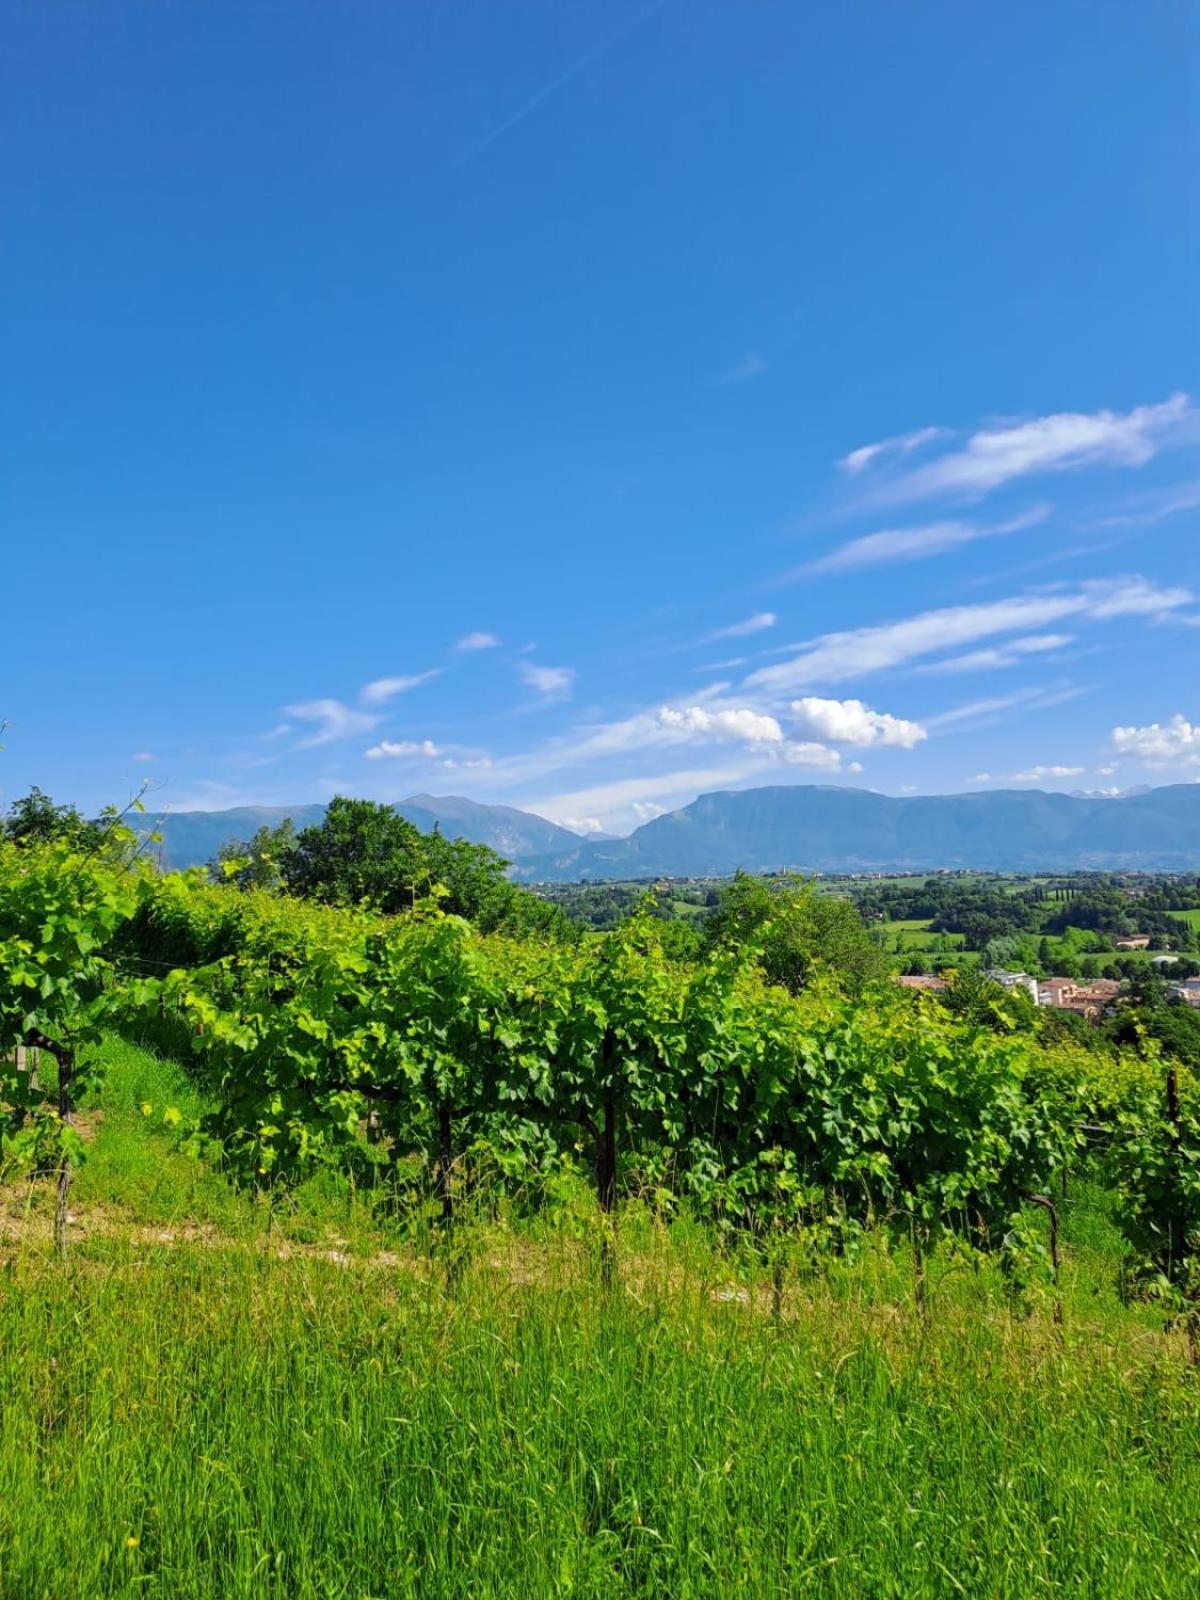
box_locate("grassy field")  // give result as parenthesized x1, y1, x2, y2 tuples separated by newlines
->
(879, 917, 966, 953)
(2, 1037, 1200, 1598)
(1169, 909, 1200, 931)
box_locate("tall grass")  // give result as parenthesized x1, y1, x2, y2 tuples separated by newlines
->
(1, 1037, 1198, 1598)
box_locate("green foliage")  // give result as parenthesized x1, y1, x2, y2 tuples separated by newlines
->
(0, 836, 147, 1175)
(284, 796, 428, 912)
(703, 872, 885, 994)
(12, 842, 1200, 1312)
(213, 816, 297, 891)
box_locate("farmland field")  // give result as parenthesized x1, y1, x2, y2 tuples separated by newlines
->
(879, 917, 966, 952)
(2, 1036, 1200, 1600)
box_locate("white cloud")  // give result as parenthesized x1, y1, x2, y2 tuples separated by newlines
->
(801, 506, 1048, 576)
(632, 801, 666, 822)
(518, 661, 575, 701)
(772, 741, 850, 771)
(868, 394, 1191, 505)
(1010, 765, 1085, 782)
(745, 578, 1192, 696)
(456, 631, 501, 651)
(554, 814, 604, 834)
(1089, 479, 1200, 530)
(970, 773, 993, 784)
(360, 670, 441, 705)
(715, 354, 768, 386)
(529, 764, 755, 832)
(790, 697, 926, 748)
(658, 705, 784, 745)
(364, 739, 442, 761)
(286, 699, 380, 748)
(699, 611, 777, 643)
(1111, 714, 1200, 767)
(439, 755, 494, 771)
(838, 425, 949, 475)
(926, 687, 1086, 734)
(131, 751, 156, 763)
(915, 633, 1074, 675)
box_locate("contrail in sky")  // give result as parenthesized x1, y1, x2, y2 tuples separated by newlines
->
(457, 0, 668, 165)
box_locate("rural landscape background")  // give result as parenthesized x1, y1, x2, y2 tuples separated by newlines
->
(4, 0, 1199, 1596)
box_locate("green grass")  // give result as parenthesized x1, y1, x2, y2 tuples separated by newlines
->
(2, 1036, 1200, 1598)
(880, 918, 966, 953)
(1168, 909, 1200, 930)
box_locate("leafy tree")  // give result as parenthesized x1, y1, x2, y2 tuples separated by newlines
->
(4, 786, 107, 851)
(704, 873, 884, 993)
(213, 818, 297, 892)
(283, 797, 426, 913)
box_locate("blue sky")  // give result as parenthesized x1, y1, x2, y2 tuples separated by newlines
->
(3, 0, 1197, 835)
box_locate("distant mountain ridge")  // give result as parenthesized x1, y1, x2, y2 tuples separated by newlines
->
(131, 795, 585, 871)
(510, 783, 1200, 880)
(132, 783, 1200, 877)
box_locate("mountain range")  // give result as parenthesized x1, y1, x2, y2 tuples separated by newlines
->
(131, 783, 1200, 878)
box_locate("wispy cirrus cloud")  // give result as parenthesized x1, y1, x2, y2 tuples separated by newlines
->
(360, 669, 441, 706)
(1089, 479, 1200, 530)
(744, 577, 1192, 697)
(838, 425, 949, 476)
(714, 354, 768, 386)
(285, 699, 381, 749)
(850, 393, 1192, 506)
(796, 505, 1048, 577)
(913, 633, 1074, 675)
(518, 661, 576, 702)
(456, 631, 502, 652)
(458, 0, 666, 163)
(698, 611, 777, 643)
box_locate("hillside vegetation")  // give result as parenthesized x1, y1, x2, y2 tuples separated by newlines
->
(3, 798, 1200, 1596)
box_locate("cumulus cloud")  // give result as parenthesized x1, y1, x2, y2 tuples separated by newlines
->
(286, 699, 380, 748)
(657, 705, 783, 744)
(632, 801, 666, 822)
(745, 578, 1192, 695)
(1010, 765, 1085, 782)
(518, 661, 575, 701)
(1112, 714, 1200, 767)
(364, 739, 442, 760)
(800, 506, 1048, 576)
(864, 394, 1191, 505)
(360, 670, 441, 705)
(456, 632, 501, 651)
(838, 425, 949, 475)
(790, 697, 926, 748)
(772, 741, 853, 771)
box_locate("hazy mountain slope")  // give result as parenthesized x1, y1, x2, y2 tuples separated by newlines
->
(128, 805, 328, 871)
(132, 796, 583, 870)
(132, 784, 1200, 877)
(396, 795, 584, 858)
(510, 784, 1200, 880)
